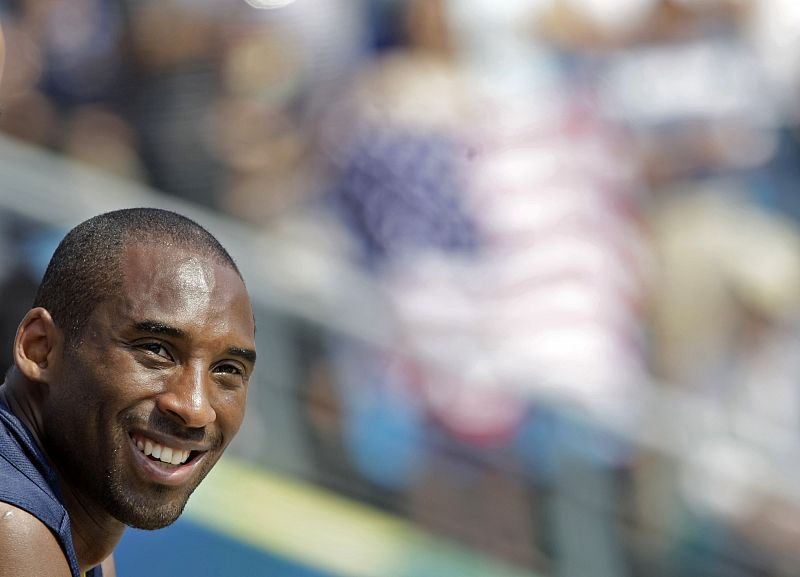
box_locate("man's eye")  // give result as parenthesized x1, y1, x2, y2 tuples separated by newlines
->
(214, 363, 243, 376)
(139, 343, 172, 360)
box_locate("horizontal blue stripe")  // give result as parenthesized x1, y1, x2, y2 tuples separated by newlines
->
(115, 517, 335, 577)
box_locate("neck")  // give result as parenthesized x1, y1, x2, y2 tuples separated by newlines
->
(1, 377, 124, 571)
(0, 375, 46, 452)
(59, 482, 125, 572)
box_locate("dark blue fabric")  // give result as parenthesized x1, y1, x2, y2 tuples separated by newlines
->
(0, 398, 102, 577)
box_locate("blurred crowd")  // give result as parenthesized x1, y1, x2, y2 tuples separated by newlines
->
(2, 0, 800, 576)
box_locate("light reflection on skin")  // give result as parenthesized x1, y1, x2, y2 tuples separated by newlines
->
(174, 257, 216, 318)
(175, 257, 218, 420)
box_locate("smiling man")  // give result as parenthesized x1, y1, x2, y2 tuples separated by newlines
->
(0, 208, 257, 577)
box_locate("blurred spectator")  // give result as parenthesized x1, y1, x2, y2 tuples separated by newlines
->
(601, 2, 800, 575)
(62, 105, 143, 180)
(317, 1, 651, 574)
(0, 0, 369, 214)
(38, 0, 125, 108)
(123, 0, 226, 207)
(0, 13, 56, 146)
(647, 181, 800, 576)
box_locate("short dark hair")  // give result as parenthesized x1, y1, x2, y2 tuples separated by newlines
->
(33, 208, 242, 343)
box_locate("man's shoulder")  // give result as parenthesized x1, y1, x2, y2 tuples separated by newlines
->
(0, 499, 60, 542)
(0, 410, 68, 532)
(0, 501, 72, 576)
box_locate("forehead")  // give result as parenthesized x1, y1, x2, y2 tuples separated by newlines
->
(115, 243, 254, 339)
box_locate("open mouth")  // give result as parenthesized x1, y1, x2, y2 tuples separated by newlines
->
(130, 433, 203, 468)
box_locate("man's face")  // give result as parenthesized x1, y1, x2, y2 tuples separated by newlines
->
(42, 243, 256, 529)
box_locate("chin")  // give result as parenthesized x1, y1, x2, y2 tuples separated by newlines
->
(126, 513, 183, 531)
(104, 475, 193, 530)
(110, 494, 188, 531)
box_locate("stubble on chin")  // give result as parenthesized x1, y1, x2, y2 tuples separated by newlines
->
(101, 440, 222, 530)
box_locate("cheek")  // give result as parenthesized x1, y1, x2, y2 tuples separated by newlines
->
(66, 350, 152, 408)
(213, 389, 247, 438)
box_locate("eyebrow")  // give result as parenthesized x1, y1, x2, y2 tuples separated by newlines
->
(229, 346, 257, 364)
(134, 320, 187, 339)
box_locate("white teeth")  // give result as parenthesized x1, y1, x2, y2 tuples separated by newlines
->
(170, 450, 184, 466)
(161, 447, 173, 464)
(134, 437, 191, 466)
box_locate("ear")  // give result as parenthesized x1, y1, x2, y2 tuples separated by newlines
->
(13, 307, 64, 384)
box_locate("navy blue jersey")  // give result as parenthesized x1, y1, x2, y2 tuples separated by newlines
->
(0, 398, 102, 577)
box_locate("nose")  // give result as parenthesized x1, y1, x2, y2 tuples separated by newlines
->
(155, 363, 217, 428)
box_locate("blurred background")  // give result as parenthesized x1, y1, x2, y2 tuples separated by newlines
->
(1, 0, 800, 575)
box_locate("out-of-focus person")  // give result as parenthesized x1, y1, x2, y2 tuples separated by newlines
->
(318, 1, 652, 575)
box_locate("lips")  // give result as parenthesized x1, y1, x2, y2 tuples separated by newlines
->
(128, 431, 208, 486)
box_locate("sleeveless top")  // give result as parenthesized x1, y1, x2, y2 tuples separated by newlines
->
(0, 398, 102, 577)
